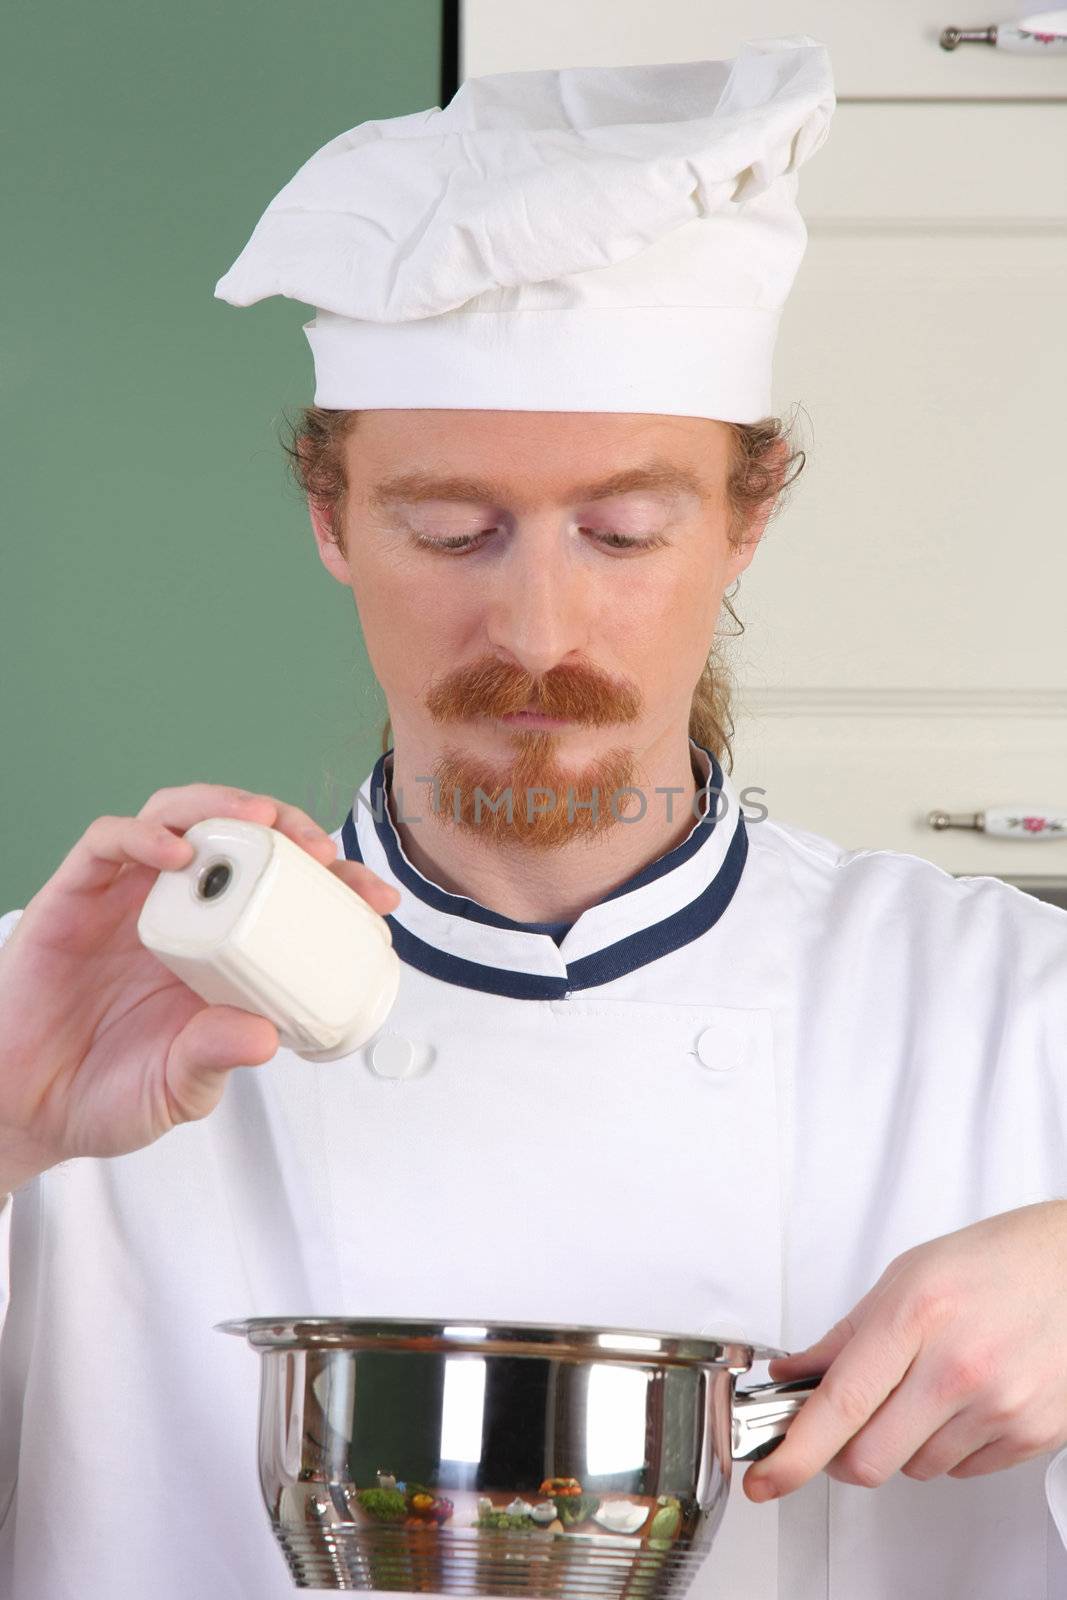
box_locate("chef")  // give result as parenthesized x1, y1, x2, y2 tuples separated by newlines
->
(0, 33, 1066, 1600)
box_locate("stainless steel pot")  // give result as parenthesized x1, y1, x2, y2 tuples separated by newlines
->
(217, 1316, 817, 1597)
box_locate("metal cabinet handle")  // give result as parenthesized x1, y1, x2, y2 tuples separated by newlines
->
(940, 14, 1067, 50)
(927, 805, 1067, 838)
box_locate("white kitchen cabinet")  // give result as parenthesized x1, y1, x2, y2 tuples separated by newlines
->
(459, 3, 1067, 880)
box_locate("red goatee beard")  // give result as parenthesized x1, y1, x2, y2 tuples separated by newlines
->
(423, 656, 643, 851)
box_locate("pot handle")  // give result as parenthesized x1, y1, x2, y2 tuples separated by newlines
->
(731, 1375, 821, 1462)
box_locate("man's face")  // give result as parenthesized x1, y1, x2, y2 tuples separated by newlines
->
(312, 409, 762, 845)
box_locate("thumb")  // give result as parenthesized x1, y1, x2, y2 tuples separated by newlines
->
(768, 1314, 857, 1380)
(767, 1270, 891, 1379)
(165, 1005, 279, 1125)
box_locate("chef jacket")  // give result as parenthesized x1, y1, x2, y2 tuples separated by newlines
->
(1, 739, 1066, 1600)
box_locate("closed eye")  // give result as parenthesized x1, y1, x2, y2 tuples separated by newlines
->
(411, 529, 669, 554)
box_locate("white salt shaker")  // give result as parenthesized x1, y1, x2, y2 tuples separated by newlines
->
(136, 817, 400, 1061)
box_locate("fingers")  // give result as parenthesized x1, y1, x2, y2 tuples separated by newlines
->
(744, 1309, 920, 1501)
(768, 1278, 889, 1383)
(52, 786, 400, 912)
(51, 815, 198, 898)
(767, 1317, 857, 1381)
(137, 788, 400, 909)
(138, 784, 328, 854)
(946, 1433, 1054, 1479)
(822, 1338, 1022, 1488)
(818, 1375, 964, 1488)
(896, 1410, 994, 1481)
(749, 1213, 1067, 1503)
(163, 1004, 280, 1125)
(903, 1397, 1059, 1482)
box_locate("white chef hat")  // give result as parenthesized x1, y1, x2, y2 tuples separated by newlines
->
(214, 36, 834, 423)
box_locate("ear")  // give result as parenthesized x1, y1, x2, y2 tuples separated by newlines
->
(725, 435, 792, 580)
(307, 493, 347, 575)
(298, 435, 351, 585)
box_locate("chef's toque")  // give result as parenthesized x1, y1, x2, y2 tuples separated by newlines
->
(213, 37, 835, 423)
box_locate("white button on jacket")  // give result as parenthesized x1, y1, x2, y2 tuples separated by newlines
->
(0, 740, 1065, 1600)
(368, 1033, 417, 1079)
(694, 1018, 754, 1072)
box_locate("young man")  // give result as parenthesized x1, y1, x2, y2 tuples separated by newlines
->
(1, 38, 1066, 1600)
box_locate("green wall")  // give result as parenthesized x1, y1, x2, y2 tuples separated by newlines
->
(1, 1, 442, 913)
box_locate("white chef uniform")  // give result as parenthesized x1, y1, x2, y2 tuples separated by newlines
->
(1, 740, 1066, 1600)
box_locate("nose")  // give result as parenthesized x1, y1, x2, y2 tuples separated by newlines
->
(483, 523, 591, 677)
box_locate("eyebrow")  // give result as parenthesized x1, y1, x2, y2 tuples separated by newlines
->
(368, 459, 712, 512)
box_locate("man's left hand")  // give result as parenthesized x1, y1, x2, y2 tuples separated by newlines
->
(744, 1200, 1067, 1502)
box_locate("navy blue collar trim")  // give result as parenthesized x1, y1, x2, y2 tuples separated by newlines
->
(343, 821, 747, 999)
(348, 743, 725, 936)
(340, 776, 748, 1001)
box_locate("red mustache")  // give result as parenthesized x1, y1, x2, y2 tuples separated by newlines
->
(425, 656, 641, 727)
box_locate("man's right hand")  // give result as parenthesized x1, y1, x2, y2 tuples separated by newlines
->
(0, 784, 400, 1191)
